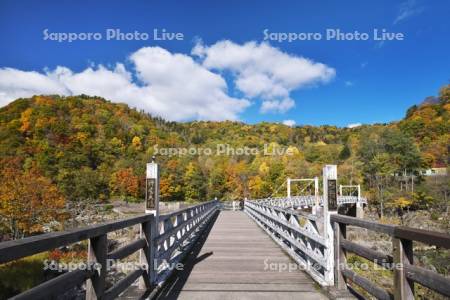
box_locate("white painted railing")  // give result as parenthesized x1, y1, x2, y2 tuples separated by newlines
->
(244, 200, 334, 286)
(254, 195, 367, 209)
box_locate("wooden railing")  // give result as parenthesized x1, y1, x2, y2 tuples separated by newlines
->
(331, 214, 450, 300)
(244, 200, 334, 285)
(0, 200, 219, 300)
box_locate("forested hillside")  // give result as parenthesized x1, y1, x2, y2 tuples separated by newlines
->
(0, 85, 448, 237)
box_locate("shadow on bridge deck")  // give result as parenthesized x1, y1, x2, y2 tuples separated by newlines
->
(153, 210, 329, 300)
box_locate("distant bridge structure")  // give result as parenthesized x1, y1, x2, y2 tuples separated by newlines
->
(253, 195, 367, 209)
(0, 164, 449, 300)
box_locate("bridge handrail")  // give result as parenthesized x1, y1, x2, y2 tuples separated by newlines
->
(331, 214, 450, 299)
(0, 213, 152, 264)
(244, 200, 333, 285)
(0, 199, 220, 300)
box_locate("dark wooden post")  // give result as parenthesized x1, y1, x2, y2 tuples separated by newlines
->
(139, 219, 152, 290)
(149, 214, 158, 285)
(393, 237, 414, 299)
(139, 214, 158, 289)
(86, 234, 107, 300)
(334, 222, 347, 290)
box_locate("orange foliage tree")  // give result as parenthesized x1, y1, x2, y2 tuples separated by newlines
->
(0, 158, 66, 239)
(109, 168, 139, 202)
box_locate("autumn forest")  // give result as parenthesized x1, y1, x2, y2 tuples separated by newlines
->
(0, 85, 448, 239)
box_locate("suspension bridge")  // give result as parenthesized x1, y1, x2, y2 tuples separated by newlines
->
(0, 164, 449, 300)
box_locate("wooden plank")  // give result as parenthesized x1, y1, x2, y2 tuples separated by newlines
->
(394, 226, 450, 249)
(107, 238, 146, 260)
(10, 269, 92, 300)
(330, 214, 396, 235)
(393, 238, 414, 300)
(86, 234, 107, 300)
(104, 269, 144, 300)
(341, 267, 393, 300)
(341, 239, 393, 266)
(174, 282, 321, 291)
(404, 263, 450, 297)
(0, 214, 151, 264)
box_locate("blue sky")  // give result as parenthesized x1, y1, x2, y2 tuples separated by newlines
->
(0, 0, 449, 127)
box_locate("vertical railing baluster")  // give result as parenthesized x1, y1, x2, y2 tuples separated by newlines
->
(149, 214, 158, 286)
(334, 222, 347, 290)
(163, 219, 170, 250)
(139, 218, 152, 290)
(176, 214, 182, 239)
(86, 234, 107, 300)
(393, 237, 414, 299)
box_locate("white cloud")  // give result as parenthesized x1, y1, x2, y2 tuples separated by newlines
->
(394, 0, 424, 24)
(193, 40, 335, 113)
(344, 81, 354, 87)
(0, 47, 250, 121)
(347, 123, 362, 128)
(0, 41, 335, 120)
(282, 119, 296, 127)
(127, 47, 250, 120)
(260, 98, 295, 113)
(0, 68, 69, 105)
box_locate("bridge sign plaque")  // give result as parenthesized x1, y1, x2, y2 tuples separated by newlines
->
(145, 160, 159, 214)
(146, 178, 156, 209)
(327, 179, 337, 210)
(322, 164, 338, 212)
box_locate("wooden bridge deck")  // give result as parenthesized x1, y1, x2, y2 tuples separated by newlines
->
(153, 210, 328, 299)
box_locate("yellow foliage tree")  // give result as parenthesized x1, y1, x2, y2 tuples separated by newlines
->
(132, 136, 142, 150)
(392, 197, 413, 209)
(258, 162, 270, 176)
(19, 108, 33, 133)
(248, 175, 264, 198)
(225, 161, 248, 199)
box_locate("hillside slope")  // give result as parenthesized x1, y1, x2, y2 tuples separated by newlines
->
(0, 86, 448, 205)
